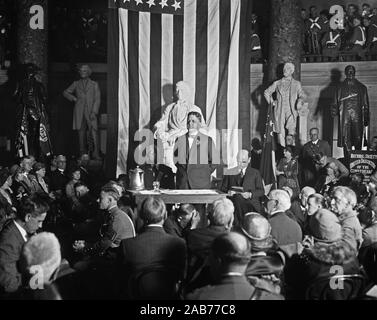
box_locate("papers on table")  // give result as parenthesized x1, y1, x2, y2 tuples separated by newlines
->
(133, 189, 221, 195)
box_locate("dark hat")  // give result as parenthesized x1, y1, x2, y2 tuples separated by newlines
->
(32, 162, 45, 173)
(0, 168, 11, 187)
(309, 209, 342, 243)
(10, 164, 20, 176)
(241, 212, 276, 252)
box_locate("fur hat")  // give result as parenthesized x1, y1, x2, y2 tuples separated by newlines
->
(309, 209, 342, 243)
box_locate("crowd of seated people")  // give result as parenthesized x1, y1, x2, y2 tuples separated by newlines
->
(2, 135, 377, 300)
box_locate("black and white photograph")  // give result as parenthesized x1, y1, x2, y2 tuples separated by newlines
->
(0, 0, 377, 305)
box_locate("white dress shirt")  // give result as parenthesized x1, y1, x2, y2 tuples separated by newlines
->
(13, 220, 28, 242)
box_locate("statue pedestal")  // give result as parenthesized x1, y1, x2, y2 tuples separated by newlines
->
(297, 102, 310, 146)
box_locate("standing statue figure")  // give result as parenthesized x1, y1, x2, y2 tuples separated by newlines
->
(154, 81, 205, 173)
(264, 62, 306, 147)
(14, 63, 52, 159)
(63, 64, 101, 159)
(332, 65, 369, 157)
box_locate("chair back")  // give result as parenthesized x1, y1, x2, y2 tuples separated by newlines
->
(128, 265, 181, 300)
(305, 274, 365, 300)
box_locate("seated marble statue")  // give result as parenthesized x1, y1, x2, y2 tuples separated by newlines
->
(154, 81, 206, 173)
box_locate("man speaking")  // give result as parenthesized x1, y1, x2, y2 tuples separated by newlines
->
(175, 111, 217, 189)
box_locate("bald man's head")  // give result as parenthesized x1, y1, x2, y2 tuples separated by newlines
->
(212, 232, 251, 265)
(237, 150, 250, 170)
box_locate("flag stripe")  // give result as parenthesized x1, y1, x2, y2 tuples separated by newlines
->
(107, 7, 120, 177)
(150, 13, 162, 129)
(173, 15, 184, 85)
(238, 0, 252, 149)
(117, 9, 130, 176)
(161, 14, 174, 109)
(216, 0, 230, 164)
(206, 0, 220, 139)
(194, 0, 208, 119)
(183, 0, 196, 104)
(127, 11, 140, 166)
(226, 0, 241, 168)
(138, 12, 151, 130)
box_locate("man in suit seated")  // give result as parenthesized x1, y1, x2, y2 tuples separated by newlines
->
(301, 128, 332, 187)
(0, 195, 49, 297)
(185, 198, 234, 292)
(265, 189, 302, 247)
(163, 203, 200, 238)
(120, 196, 186, 299)
(186, 232, 277, 300)
(289, 186, 316, 232)
(221, 149, 264, 227)
(48, 155, 69, 199)
(18, 156, 34, 194)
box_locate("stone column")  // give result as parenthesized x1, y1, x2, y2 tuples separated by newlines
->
(267, 0, 302, 82)
(16, 0, 48, 87)
(266, 0, 305, 145)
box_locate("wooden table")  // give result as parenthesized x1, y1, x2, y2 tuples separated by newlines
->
(127, 189, 227, 207)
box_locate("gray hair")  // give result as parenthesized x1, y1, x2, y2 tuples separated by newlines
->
(269, 189, 291, 211)
(301, 186, 316, 197)
(209, 198, 234, 227)
(332, 186, 357, 208)
(22, 232, 61, 284)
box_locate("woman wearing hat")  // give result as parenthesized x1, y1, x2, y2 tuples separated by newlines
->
(66, 167, 81, 207)
(276, 146, 300, 198)
(11, 166, 33, 200)
(241, 212, 285, 298)
(284, 209, 362, 300)
(29, 162, 54, 200)
(315, 161, 343, 196)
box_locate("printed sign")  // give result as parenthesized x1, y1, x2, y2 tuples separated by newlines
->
(349, 151, 377, 182)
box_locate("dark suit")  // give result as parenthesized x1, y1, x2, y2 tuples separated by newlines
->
(185, 226, 229, 291)
(220, 165, 264, 226)
(49, 169, 69, 193)
(289, 200, 306, 232)
(140, 164, 175, 190)
(175, 132, 217, 189)
(301, 139, 331, 186)
(186, 225, 229, 259)
(120, 226, 186, 299)
(163, 215, 188, 238)
(186, 275, 282, 300)
(269, 211, 303, 246)
(0, 220, 26, 294)
(121, 226, 186, 277)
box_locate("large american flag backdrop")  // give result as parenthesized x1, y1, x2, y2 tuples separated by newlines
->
(107, 0, 252, 177)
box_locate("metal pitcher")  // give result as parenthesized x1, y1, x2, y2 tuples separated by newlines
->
(129, 166, 145, 190)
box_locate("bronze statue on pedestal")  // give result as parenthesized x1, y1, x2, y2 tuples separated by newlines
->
(331, 65, 370, 158)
